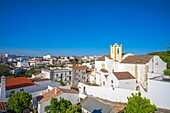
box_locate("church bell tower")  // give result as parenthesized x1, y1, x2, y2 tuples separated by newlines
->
(110, 43, 122, 62)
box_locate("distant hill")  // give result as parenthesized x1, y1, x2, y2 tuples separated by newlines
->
(148, 50, 170, 69)
(0, 64, 12, 76)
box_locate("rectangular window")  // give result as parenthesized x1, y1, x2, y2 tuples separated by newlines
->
(10, 90, 15, 96)
(20, 89, 24, 91)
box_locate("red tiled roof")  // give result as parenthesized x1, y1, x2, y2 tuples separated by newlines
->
(5, 77, 36, 90)
(38, 87, 78, 104)
(72, 66, 86, 69)
(113, 72, 135, 80)
(96, 55, 112, 61)
(121, 55, 153, 64)
(0, 102, 6, 111)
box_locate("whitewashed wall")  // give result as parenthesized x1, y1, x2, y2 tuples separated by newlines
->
(147, 56, 167, 74)
(78, 82, 170, 110)
(119, 79, 136, 90)
(41, 69, 51, 79)
(107, 73, 118, 87)
(105, 57, 113, 73)
(6, 85, 48, 98)
(148, 79, 170, 109)
(95, 61, 104, 72)
(118, 63, 136, 76)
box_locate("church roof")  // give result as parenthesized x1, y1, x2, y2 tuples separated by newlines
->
(96, 55, 112, 61)
(113, 72, 135, 80)
(121, 55, 153, 64)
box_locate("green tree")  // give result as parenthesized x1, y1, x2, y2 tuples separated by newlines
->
(45, 98, 60, 113)
(7, 91, 32, 113)
(25, 68, 41, 77)
(164, 69, 170, 77)
(66, 106, 82, 113)
(0, 64, 12, 76)
(124, 92, 157, 113)
(45, 98, 72, 113)
(59, 98, 72, 113)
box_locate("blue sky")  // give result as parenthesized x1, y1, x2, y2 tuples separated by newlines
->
(0, 0, 170, 56)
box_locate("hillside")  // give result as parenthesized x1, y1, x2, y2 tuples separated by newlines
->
(0, 64, 12, 76)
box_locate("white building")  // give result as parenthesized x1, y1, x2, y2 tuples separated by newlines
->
(71, 66, 89, 85)
(78, 75, 170, 110)
(41, 68, 72, 85)
(0, 76, 48, 101)
(17, 61, 29, 67)
(82, 62, 95, 68)
(91, 43, 167, 91)
(43, 55, 52, 60)
(37, 87, 79, 113)
(0, 76, 62, 112)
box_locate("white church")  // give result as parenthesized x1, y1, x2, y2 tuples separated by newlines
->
(90, 43, 167, 91)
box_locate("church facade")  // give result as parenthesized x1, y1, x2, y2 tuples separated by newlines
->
(90, 43, 167, 91)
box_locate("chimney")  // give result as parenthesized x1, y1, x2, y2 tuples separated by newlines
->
(1, 76, 6, 101)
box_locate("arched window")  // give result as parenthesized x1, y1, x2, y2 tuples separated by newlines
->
(136, 86, 140, 91)
(117, 48, 119, 54)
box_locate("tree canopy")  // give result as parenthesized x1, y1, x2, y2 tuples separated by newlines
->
(0, 64, 11, 76)
(66, 106, 82, 113)
(45, 98, 72, 113)
(7, 91, 32, 113)
(45, 98, 82, 113)
(164, 69, 170, 77)
(124, 92, 157, 113)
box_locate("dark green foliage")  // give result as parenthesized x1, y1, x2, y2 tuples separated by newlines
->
(124, 92, 157, 113)
(25, 68, 41, 77)
(59, 81, 66, 86)
(90, 60, 95, 62)
(66, 105, 82, 113)
(0, 64, 12, 76)
(7, 91, 32, 113)
(45, 98, 72, 113)
(164, 69, 170, 77)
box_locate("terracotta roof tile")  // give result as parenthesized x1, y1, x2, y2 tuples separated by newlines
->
(5, 77, 36, 90)
(72, 66, 86, 69)
(113, 72, 135, 80)
(38, 87, 78, 104)
(121, 55, 153, 64)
